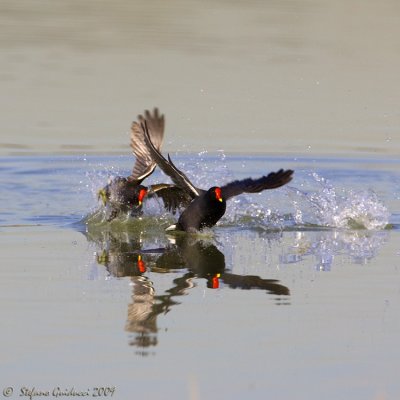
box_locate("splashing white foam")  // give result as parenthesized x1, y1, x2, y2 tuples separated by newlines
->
(291, 173, 390, 230)
(82, 155, 390, 232)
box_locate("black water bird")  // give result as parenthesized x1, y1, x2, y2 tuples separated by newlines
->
(141, 121, 294, 232)
(158, 236, 291, 294)
(98, 108, 191, 221)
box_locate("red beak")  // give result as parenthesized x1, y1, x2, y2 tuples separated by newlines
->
(215, 187, 223, 202)
(137, 255, 146, 273)
(138, 188, 147, 205)
(211, 274, 220, 289)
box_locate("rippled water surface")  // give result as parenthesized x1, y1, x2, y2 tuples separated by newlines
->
(1, 0, 400, 398)
(1, 154, 399, 399)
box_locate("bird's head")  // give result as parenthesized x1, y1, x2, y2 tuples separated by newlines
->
(208, 186, 224, 204)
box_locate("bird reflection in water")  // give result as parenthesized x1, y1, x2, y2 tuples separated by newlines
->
(158, 236, 290, 296)
(83, 228, 290, 355)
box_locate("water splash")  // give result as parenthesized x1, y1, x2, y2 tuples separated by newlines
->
(81, 155, 391, 233)
(290, 173, 390, 230)
(278, 229, 389, 270)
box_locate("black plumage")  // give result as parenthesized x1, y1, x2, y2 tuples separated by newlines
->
(141, 121, 294, 232)
(98, 108, 191, 221)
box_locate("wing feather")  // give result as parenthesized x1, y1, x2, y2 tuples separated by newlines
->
(148, 184, 194, 213)
(129, 108, 164, 183)
(141, 121, 201, 198)
(221, 169, 294, 200)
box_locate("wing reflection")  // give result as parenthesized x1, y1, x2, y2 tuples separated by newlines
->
(81, 221, 388, 354)
(159, 236, 290, 295)
(82, 227, 290, 354)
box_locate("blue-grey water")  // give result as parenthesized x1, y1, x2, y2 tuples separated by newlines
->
(1, 154, 399, 399)
(1, 0, 400, 398)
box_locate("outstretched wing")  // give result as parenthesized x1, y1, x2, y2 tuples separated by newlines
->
(141, 120, 202, 198)
(221, 273, 290, 295)
(129, 108, 165, 183)
(221, 169, 294, 200)
(148, 183, 194, 213)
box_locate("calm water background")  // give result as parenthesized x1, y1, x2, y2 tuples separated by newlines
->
(1, 1, 400, 400)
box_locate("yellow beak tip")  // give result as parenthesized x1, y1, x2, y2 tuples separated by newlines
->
(97, 189, 107, 206)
